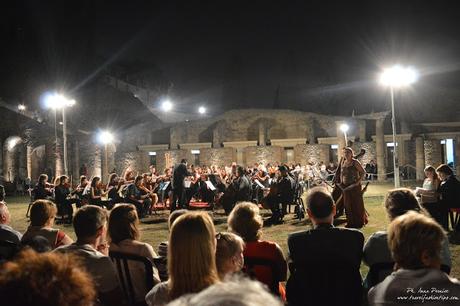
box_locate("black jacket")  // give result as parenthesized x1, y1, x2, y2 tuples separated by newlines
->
(286, 224, 364, 306)
(438, 175, 460, 209)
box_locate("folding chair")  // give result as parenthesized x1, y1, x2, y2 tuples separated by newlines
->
(109, 250, 155, 306)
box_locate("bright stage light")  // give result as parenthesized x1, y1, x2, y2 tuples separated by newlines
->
(379, 65, 418, 88)
(340, 123, 349, 133)
(98, 131, 114, 145)
(44, 93, 76, 109)
(161, 100, 173, 112)
(198, 106, 206, 114)
(18, 104, 26, 111)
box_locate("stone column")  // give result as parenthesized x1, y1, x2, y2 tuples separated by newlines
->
(72, 139, 80, 183)
(376, 118, 386, 181)
(358, 120, 366, 142)
(18, 144, 27, 181)
(212, 128, 221, 148)
(397, 138, 407, 168)
(55, 138, 64, 178)
(258, 121, 266, 146)
(335, 121, 347, 160)
(455, 136, 460, 177)
(26, 145, 33, 180)
(306, 120, 315, 144)
(0, 139, 3, 177)
(424, 140, 442, 168)
(415, 137, 425, 181)
(236, 148, 244, 165)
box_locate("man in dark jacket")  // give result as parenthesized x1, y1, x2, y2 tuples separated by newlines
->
(286, 187, 364, 306)
(265, 165, 294, 224)
(171, 159, 192, 211)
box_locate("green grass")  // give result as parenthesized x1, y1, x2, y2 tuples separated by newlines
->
(6, 182, 460, 279)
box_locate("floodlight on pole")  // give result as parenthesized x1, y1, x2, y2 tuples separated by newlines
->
(44, 92, 76, 175)
(161, 99, 173, 112)
(18, 104, 26, 111)
(198, 106, 206, 114)
(98, 130, 115, 182)
(340, 123, 349, 146)
(379, 65, 418, 188)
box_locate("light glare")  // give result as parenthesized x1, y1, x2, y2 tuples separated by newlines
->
(161, 100, 173, 112)
(379, 65, 418, 87)
(44, 93, 76, 109)
(340, 123, 349, 133)
(198, 106, 206, 114)
(98, 131, 114, 145)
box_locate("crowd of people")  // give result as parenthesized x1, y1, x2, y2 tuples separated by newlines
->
(1, 152, 460, 305)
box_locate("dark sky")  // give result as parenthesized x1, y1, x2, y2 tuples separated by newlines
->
(2, 0, 460, 122)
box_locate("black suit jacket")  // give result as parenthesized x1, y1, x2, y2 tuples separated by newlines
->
(438, 175, 460, 209)
(172, 163, 191, 190)
(286, 224, 364, 306)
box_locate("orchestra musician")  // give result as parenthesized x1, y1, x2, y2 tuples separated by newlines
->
(171, 159, 192, 211)
(263, 165, 295, 224)
(125, 175, 151, 218)
(89, 176, 108, 207)
(75, 175, 89, 206)
(107, 173, 125, 208)
(54, 175, 80, 224)
(140, 173, 159, 215)
(33, 174, 53, 200)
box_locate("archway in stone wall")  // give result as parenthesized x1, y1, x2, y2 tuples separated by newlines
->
(2, 136, 26, 183)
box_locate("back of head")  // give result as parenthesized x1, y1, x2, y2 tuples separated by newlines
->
(167, 275, 283, 306)
(0, 184, 5, 201)
(306, 187, 334, 219)
(215, 232, 245, 276)
(181, 159, 187, 164)
(228, 202, 262, 242)
(0, 201, 9, 223)
(168, 209, 188, 230)
(0, 249, 96, 306)
(436, 164, 454, 176)
(388, 211, 445, 269)
(384, 188, 425, 221)
(30, 200, 57, 227)
(168, 211, 218, 299)
(108, 204, 139, 244)
(73, 205, 107, 241)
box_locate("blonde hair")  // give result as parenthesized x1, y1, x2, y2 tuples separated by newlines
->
(168, 212, 219, 299)
(388, 211, 445, 269)
(228, 202, 263, 242)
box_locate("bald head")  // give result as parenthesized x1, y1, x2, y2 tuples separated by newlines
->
(0, 202, 11, 225)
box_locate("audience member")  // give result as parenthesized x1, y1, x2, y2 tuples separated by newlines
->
(55, 205, 125, 306)
(22, 200, 73, 249)
(286, 187, 364, 306)
(146, 211, 219, 306)
(108, 204, 161, 303)
(228, 202, 287, 298)
(21, 235, 52, 253)
(363, 188, 451, 288)
(215, 232, 245, 279)
(368, 212, 460, 305)
(156, 209, 189, 282)
(0, 201, 22, 243)
(167, 275, 283, 306)
(436, 164, 460, 236)
(0, 249, 96, 306)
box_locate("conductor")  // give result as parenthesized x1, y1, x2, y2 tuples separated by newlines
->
(171, 159, 192, 211)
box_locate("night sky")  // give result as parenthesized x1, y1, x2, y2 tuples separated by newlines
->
(2, 0, 460, 123)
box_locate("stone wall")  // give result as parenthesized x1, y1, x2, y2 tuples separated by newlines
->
(155, 149, 188, 172)
(294, 144, 330, 165)
(244, 146, 283, 166)
(200, 148, 236, 167)
(424, 140, 443, 168)
(115, 151, 150, 175)
(352, 142, 376, 166)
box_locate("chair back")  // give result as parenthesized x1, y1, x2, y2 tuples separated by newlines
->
(109, 250, 154, 306)
(0, 240, 20, 262)
(243, 256, 282, 295)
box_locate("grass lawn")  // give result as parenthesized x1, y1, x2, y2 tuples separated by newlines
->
(6, 181, 460, 279)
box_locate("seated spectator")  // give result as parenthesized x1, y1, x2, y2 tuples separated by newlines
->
(22, 200, 73, 249)
(108, 204, 161, 303)
(0, 201, 22, 244)
(215, 232, 245, 279)
(286, 187, 364, 306)
(228, 202, 287, 298)
(167, 275, 283, 306)
(368, 212, 460, 305)
(21, 235, 52, 253)
(145, 211, 219, 306)
(156, 209, 189, 282)
(363, 188, 451, 288)
(55, 205, 125, 306)
(0, 249, 96, 306)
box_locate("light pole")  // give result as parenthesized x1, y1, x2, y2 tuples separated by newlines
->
(45, 93, 75, 175)
(340, 123, 349, 147)
(379, 65, 417, 187)
(98, 131, 114, 182)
